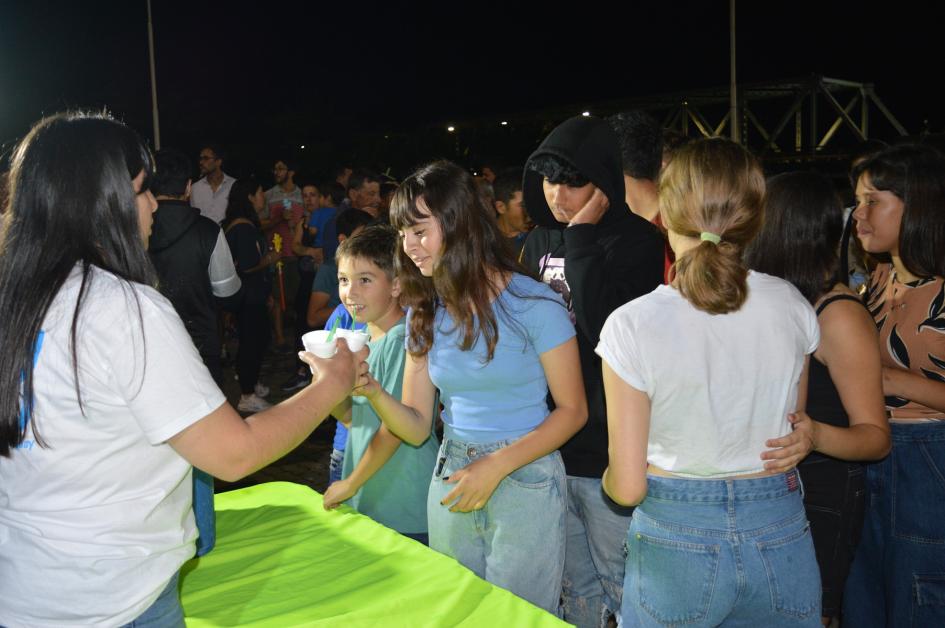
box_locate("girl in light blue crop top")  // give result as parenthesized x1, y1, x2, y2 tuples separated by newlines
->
(359, 161, 586, 613)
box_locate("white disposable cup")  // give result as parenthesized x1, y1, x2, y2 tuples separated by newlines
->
(336, 328, 370, 352)
(302, 330, 337, 359)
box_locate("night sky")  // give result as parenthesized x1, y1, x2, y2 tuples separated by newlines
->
(0, 0, 939, 175)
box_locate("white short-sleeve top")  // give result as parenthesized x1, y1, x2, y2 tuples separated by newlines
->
(596, 271, 819, 477)
(0, 265, 226, 627)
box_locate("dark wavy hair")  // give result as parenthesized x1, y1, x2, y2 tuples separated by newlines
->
(389, 160, 529, 360)
(608, 110, 663, 181)
(0, 111, 157, 456)
(224, 177, 263, 231)
(527, 154, 589, 187)
(852, 143, 945, 279)
(745, 172, 843, 304)
(152, 148, 191, 197)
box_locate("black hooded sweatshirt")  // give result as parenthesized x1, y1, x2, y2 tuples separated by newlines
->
(148, 199, 229, 361)
(522, 116, 665, 478)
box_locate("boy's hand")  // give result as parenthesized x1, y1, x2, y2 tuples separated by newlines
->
(568, 187, 609, 226)
(323, 479, 357, 510)
(440, 455, 506, 512)
(352, 371, 383, 401)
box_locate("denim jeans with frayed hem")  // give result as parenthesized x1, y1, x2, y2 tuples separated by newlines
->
(622, 470, 821, 627)
(119, 572, 184, 628)
(427, 437, 567, 615)
(843, 421, 945, 627)
(561, 476, 633, 628)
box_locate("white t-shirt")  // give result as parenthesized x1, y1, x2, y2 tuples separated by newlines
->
(0, 265, 226, 627)
(190, 173, 235, 225)
(596, 271, 819, 477)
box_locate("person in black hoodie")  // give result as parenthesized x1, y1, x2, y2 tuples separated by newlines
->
(521, 116, 664, 627)
(149, 148, 242, 559)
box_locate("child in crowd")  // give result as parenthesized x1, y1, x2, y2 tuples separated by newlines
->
(283, 180, 323, 393)
(364, 160, 587, 614)
(321, 225, 439, 544)
(308, 180, 344, 254)
(306, 208, 374, 484)
(598, 138, 823, 626)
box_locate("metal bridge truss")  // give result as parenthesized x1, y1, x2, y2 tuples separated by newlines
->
(650, 75, 908, 160)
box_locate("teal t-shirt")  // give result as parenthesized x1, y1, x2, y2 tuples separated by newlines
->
(342, 318, 439, 534)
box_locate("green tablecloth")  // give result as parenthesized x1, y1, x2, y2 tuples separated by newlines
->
(180, 482, 569, 627)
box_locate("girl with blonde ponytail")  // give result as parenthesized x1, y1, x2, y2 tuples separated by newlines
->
(597, 138, 824, 626)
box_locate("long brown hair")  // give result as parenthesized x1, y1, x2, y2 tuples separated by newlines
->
(660, 138, 765, 314)
(389, 160, 526, 360)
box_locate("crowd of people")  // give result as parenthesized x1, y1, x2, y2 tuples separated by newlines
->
(1, 108, 943, 628)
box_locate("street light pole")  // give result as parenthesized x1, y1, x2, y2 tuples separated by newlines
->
(147, 0, 161, 149)
(729, 0, 739, 143)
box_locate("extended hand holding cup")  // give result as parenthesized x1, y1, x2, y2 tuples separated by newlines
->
(302, 330, 338, 359)
(335, 328, 370, 352)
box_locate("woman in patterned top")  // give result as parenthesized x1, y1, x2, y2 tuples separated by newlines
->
(843, 143, 945, 627)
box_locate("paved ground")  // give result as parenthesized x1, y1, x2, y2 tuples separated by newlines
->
(214, 332, 335, 495)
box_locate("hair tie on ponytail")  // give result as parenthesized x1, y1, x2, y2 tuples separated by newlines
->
(700, 231, 722, 245)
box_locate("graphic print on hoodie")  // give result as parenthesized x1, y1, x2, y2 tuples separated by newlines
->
(521, 116, 665, 478)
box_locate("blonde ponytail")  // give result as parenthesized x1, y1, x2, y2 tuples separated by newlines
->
(660, 138, 765, 315)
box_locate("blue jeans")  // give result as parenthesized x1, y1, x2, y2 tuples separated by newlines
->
(843, 421, 945, 627)
(192, 468, 215, 557)
(328, 447, 345, 485)
(622, 470, 821, 627)
(427, 437, 567, 615)
(561, 476, 633, 628)
(119, 572, 184, 628)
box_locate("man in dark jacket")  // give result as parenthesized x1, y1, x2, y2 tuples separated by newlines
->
(149, 148, 242, 558)
(521, 116, 664, 627)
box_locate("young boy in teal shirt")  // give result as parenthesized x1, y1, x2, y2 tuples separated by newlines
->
(323, 224, 439, 543)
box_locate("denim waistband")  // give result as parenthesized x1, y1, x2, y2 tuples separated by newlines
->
(644, 469, 802, 503)
(890, 420, 945, 442)
(440, 435, 519, 458)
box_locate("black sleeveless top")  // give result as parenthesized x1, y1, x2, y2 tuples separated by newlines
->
(804, 294, 867, 462)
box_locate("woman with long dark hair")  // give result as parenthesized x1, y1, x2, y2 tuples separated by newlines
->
(361, 160, 587, 613)
(223, 177, 279, 412)
(745, 171, 889, 625)
(599, 138, 823, 626)
(0, 112, 366, 627)
(843, 144, 945, 627)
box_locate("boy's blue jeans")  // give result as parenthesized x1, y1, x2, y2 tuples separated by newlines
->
(843, 421, 945, 627)
(427, 437, 567, 615)
(622, 470, 821, 627)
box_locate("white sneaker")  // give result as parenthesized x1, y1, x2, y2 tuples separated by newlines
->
(254, 383, 270, 398)
(237, 394, 272, 413)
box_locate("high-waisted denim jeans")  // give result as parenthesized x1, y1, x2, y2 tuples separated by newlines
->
(427, 436, 567, 615)
(622, 470, 821, 627)
(843, 421, 945, 627)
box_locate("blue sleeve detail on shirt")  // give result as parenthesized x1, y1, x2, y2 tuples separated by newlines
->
(17, 330, 45, 432)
